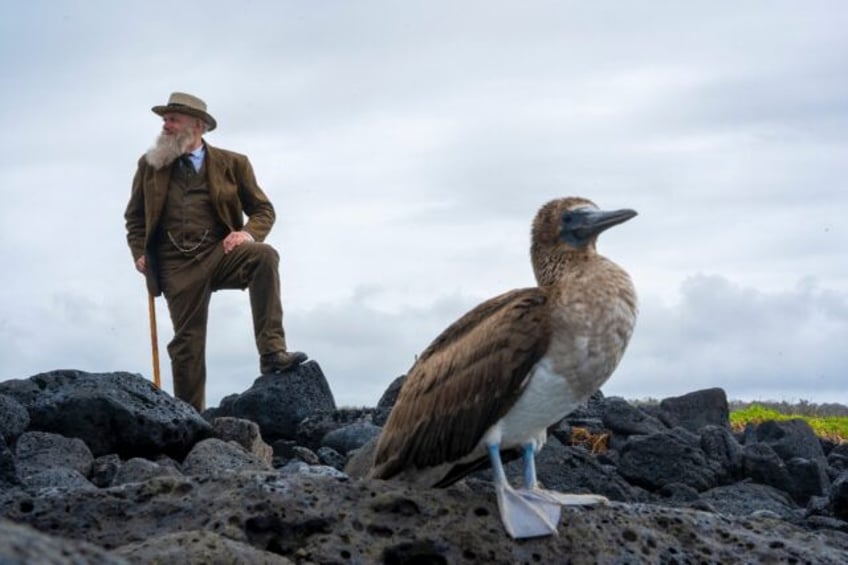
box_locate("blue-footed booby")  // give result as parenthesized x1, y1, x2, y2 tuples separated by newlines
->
(368, 197, 638, 539)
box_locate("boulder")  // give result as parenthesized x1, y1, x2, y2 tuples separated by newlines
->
(321, 422, 382, 456)
(212, 417, 273, 465)
(699, 481, 800, 520)
(316, 446, 346, 470)
(830, 471, 848, 520)
(753, 419, 826, 462)
(111, 457, 182, 487)
(0, 370, 211, 459)
(212, 361, 336, 442)
(90, 454, 122, 488)
(658, 388, 730, 432)
(599, 396, 666, 437)
(0, 394, 29, 444)
(182, 438, 273, 476)
(295, 407, 372, 451)
(700, 424, 744, 482)
(618, 431, 719, 492)
(372, 374, 405, 426)
(786, 457, 831, 505)
(15, 431, 94, 479)
(23, 467, 98, 494)
(828, 443, 848, 475)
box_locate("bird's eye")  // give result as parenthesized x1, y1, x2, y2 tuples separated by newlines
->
(563, 214, 574, 224)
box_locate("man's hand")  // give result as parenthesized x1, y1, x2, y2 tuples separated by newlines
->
(135, 256, 147, 274)
(223, 230, 253, 254)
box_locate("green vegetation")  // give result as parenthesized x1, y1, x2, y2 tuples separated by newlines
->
(730, 404, 848, 443)
(628, 397, 848, 443)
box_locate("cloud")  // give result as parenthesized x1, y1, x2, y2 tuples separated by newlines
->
(1, 1, 847, 412)
(612, 274, 848, 403)
(206, 273, 848, 409)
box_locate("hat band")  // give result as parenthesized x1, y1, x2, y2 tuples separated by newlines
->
(169, 103, 201, 111)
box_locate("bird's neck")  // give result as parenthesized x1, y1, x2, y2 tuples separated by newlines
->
(532, 248, 590, 286)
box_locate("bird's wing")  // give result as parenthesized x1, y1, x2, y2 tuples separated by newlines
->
(371, 287, 551, 482)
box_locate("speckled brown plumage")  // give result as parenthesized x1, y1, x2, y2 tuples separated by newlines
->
(369, 197, 638, 491)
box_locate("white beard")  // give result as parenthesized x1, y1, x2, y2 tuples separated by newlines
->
(144, 127, 197, 169)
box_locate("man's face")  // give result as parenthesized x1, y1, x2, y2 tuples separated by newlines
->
(145, 111, 204, 167)
(161, 112, 198, 136)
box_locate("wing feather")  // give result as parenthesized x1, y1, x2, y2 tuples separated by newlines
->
(370, 287, 551, 483)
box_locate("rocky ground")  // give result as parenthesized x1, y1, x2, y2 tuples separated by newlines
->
(1, 364, 847, 564)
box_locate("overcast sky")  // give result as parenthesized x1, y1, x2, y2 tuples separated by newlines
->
(1, 1, 846, 409)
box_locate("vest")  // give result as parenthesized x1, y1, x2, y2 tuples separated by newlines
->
(156, 160, 228, 263)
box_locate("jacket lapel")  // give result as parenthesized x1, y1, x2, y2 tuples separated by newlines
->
(204, 144, 235, 230)
(205, 143, 223, 203)
(147, 165, 171, 235)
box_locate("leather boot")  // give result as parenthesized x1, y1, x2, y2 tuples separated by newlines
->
(260, 351, 307, 374)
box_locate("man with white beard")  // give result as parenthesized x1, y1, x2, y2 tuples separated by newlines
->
(124, 92, 306, 412)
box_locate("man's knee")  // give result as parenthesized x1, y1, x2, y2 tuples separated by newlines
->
(250, 242, 279, 266)
(167, 325, 206, 358)
(238, 243, 280, 274)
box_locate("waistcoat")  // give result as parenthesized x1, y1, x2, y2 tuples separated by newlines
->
(156, 160, 228, 262)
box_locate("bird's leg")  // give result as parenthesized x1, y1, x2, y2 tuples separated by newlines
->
(517, 441, 611, 508)
(488, 443, 508, 486)
(522, 442, 538, 489)
(487, 443, 559, 538)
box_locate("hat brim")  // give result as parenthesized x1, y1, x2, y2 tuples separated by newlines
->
(152, 104, 217, 131)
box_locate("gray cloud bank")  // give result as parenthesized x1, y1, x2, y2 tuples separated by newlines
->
(1, 1, 846, 408)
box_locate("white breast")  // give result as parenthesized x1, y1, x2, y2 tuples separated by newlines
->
(481, 357, 579, 452)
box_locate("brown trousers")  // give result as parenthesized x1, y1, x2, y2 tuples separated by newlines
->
(159, 242, 286, 411)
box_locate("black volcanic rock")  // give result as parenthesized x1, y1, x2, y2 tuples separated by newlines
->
(829, 443, 848, 475)
(112, 529, 293, 564)
(829, 471, 848, 520)
(0, 394, 29, 444)
(600, 396, 667, 436)
(295, 407, 373, 451)
(618, 431, 720, 492)
(321, 421, 382, 456)
(182, 438, 273, 475)
(700, 424, 744, 483)
(658, 387, 730, 432)
(742, 442, 795, 493)
(3, 472, 848, 563)
(110, 457, 181, 487)
(699, 481, 800, 520)
(0, 440, 17, 487)
(0, 518, 128, 564)
(211, 361, 336, 442)
(15, 431, 94, 480)
(0, 370, 211, 459)
(786, 457, 831, 504)
(373, 374, 405, 426)
(754, 419, 827, 462)
(1, 372, 848, 562)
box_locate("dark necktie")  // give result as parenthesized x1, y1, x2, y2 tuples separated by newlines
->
(178, 154, 195, 176)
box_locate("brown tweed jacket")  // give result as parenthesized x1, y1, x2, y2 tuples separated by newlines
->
(124, 142, 276, 296)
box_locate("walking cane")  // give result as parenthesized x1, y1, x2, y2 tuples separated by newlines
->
(147, 292, 161, 388)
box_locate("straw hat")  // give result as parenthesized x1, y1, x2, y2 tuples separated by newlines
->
(151, 92, 217, 131)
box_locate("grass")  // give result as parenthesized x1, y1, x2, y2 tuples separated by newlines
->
(730, 404, 848, 444)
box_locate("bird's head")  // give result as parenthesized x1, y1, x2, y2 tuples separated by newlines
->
(531, 197, 637, 284)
